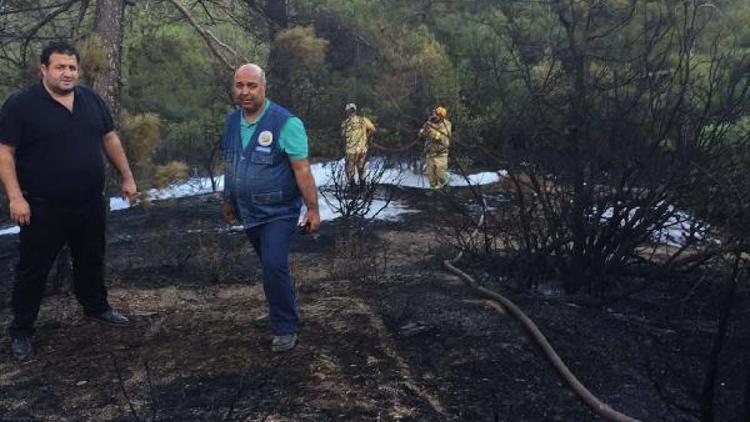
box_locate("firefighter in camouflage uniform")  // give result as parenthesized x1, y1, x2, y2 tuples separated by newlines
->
(341, 103, 375, 185)
(419, 106, 452, 190)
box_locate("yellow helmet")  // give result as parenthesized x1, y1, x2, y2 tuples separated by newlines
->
(434, 106, 447, 118)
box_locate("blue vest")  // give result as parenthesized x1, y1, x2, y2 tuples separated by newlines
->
(223, 102, 302, 228)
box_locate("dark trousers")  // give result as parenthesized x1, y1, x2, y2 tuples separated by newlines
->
(9, 196, 110, 338)
(245, 217, 299, 335)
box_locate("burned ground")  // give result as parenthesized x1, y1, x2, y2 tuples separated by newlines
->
(0, 185, 748, 421)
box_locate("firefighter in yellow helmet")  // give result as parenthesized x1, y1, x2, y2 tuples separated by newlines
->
(341, 103, 376, 185)
(419, 106, 452, 190)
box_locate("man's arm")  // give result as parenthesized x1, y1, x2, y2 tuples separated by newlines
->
(366, 118, 376, 145)
(443, 121, 452, 146)
(419, 119, 435, 137)
(103, 131, 138, 204)
(289, 158, 320, 233)
(0, 143, 30, 225)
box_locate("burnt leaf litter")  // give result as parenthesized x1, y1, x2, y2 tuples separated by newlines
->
(0, 184, 747, 421)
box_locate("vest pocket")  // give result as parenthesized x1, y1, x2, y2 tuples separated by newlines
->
(250, 152, 274, 165)
(252, 190, 284, 204)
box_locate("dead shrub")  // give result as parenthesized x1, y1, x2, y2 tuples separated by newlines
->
(152, 161, 189, 189)
(318, 160, 396, 283)
(120, 112, 162, 192)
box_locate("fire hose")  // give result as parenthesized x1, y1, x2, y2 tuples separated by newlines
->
(370, 139, 421, 153)
(441, 201, 641, 422)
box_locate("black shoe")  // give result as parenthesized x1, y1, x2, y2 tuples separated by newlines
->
(85, 309, 130, 326)
(11, 337, 32, 360)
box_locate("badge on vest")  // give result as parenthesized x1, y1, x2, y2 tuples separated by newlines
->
(258, 130, 274, 146)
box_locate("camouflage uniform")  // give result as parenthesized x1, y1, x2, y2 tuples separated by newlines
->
(341, 114, 375, 184)
(420, 118, 452, 189)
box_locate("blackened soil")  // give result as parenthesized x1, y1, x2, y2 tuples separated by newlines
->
(0, 186, 748, 421)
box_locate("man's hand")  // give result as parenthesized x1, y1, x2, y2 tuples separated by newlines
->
(289, 158, 320, 233)
(9, 196, 30, 226)
(121, 177, 138, 205)
(299, 207, 320, 233)
(0, 143, 28, 225)
(222, 200, 236, 224)
(103, 131, 138, 205)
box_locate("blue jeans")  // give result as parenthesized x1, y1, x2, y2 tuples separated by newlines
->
(245, 218, 299, 335)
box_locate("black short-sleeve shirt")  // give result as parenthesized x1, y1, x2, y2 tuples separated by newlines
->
(0, 83, 114, 205)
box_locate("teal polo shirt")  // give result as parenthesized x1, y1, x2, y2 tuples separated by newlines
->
(241, 99, 309, 160)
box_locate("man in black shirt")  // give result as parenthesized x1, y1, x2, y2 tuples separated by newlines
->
(0, 42, 138, 359)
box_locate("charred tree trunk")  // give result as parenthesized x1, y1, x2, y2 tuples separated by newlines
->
(93, 0, 125, 203)
(93, 0, 124, 120)
(558, 3, 590, 294)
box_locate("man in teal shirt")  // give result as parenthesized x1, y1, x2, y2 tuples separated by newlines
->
(240, 101, 309, 159)
(222, 63, 320, 352)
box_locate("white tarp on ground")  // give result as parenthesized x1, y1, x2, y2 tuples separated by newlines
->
(109, 177, 224, 211)
(313, 199, 417, 223)
(312, 158, 506, 189)
(0, 226, 19, 236)
(2, 160, 505, 236)
(313, 159, 504, 221)
(599, 203, 709, 248)
(657, 209, 710, 247)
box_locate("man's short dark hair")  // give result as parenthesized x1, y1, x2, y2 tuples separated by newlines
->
(40, 42, 80, 66)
